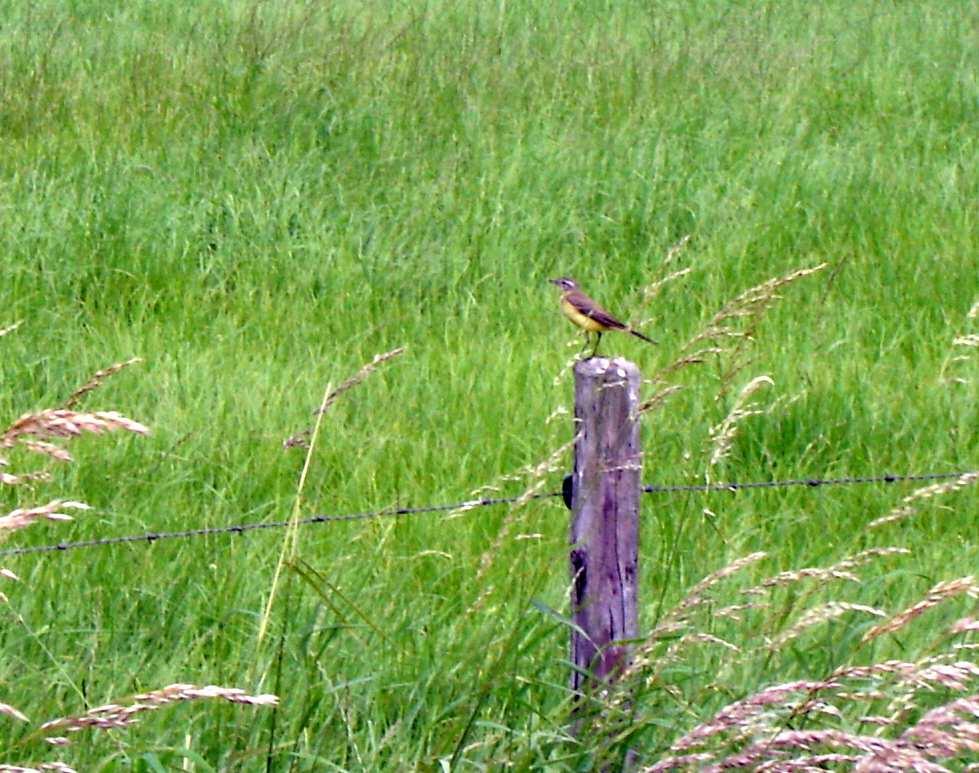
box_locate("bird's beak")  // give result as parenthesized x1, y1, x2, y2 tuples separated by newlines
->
(548, 278, 561, 286)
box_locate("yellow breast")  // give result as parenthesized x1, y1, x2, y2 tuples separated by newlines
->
(561, 298, 607, 332)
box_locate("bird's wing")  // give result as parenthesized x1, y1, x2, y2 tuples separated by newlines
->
(571, 292, 628, 330)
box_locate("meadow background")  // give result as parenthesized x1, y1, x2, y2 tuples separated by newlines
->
(0, 0, 976, 768)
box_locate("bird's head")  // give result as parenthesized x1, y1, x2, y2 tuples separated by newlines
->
(549, 277, 579, 291)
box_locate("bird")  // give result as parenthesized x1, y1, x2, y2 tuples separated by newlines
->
(549, 277, 657, 358)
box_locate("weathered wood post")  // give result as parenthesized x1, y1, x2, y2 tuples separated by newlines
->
(569, 357, 641, 709)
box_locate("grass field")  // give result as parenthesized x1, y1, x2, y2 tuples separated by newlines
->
(1, 0, 977, 769)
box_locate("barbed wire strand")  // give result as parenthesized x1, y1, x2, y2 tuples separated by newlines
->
(642, 470, 974, 494)
(0, 470, 973, 558)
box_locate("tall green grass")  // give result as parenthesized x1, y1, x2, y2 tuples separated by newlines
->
(1, 0, 976, 768)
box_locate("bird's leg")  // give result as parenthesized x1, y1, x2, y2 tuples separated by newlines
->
(579, 332, 592, 357)
(591, 332, 602, 358)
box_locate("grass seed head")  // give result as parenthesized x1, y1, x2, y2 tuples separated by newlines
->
(863, 577, 979, 643)
(1, 410, 149, 449)
(869, 472, 979, 528)
(283, 346, 406, 449)
(62, 358, 143, 410)
(0, 501, 91, 535)
(40, 684, 277, 736)
(0, 321, 23, 338)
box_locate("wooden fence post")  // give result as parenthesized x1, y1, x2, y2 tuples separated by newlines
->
(569, 357, 641, 708)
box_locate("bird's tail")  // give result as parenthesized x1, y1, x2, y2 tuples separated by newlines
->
(629, 328, 657, 345)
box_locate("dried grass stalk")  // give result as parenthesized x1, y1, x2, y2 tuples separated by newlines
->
(663, 234, 692, 265)
(637, 384, 684, 414)
(681, 262, 827, 371)
(657, 673, 979, 770)
(460, 428, 581, 615)
(769, 603, 886, 650)
(61, 358, 142, 409)
(951, 618, 979, 635)
(669, 679, 831, 753)
(0, 321, 23, 338)
(1, 359, 154, 773)
(869, 472, 979, 528)
(713, 601, 766, 621)
(757, 754, 863, 771)
(0, 702, 29, 722)
(615, 553, 767, 692)
(40, 684, 278, 736)
(911, 661, 979, 691)
(940, 297, 978, 385)
(639, 234, 692, 310)
(743, 547, 910, 595)
(1, 410, 150, 450)
(644, 752, 714, 771)
(470, 436, 577, 591)
(0, 470, 51, 487)
(862, 577, 979, 643)
(283, 346, 405, 449)
(708, 375, 773, 468)
(642, 267, 692, 304)
(660, 552, 768, 629)
(672, 632, 741, 654)
(693, 263, 828, 347)
(712, 728, 934, 771)
(19, 442, 72, 463)
(642, 262, 826, 414)
(314, 347, 405, 416)
(0, 501, 91, 534)
(1, 409, 145, 492)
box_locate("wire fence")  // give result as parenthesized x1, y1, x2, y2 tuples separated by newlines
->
(1, 470, 974, 559)
(642, 470, 973, 494)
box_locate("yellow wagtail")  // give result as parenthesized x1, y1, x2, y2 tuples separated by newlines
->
(550, 277, 657, 358)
